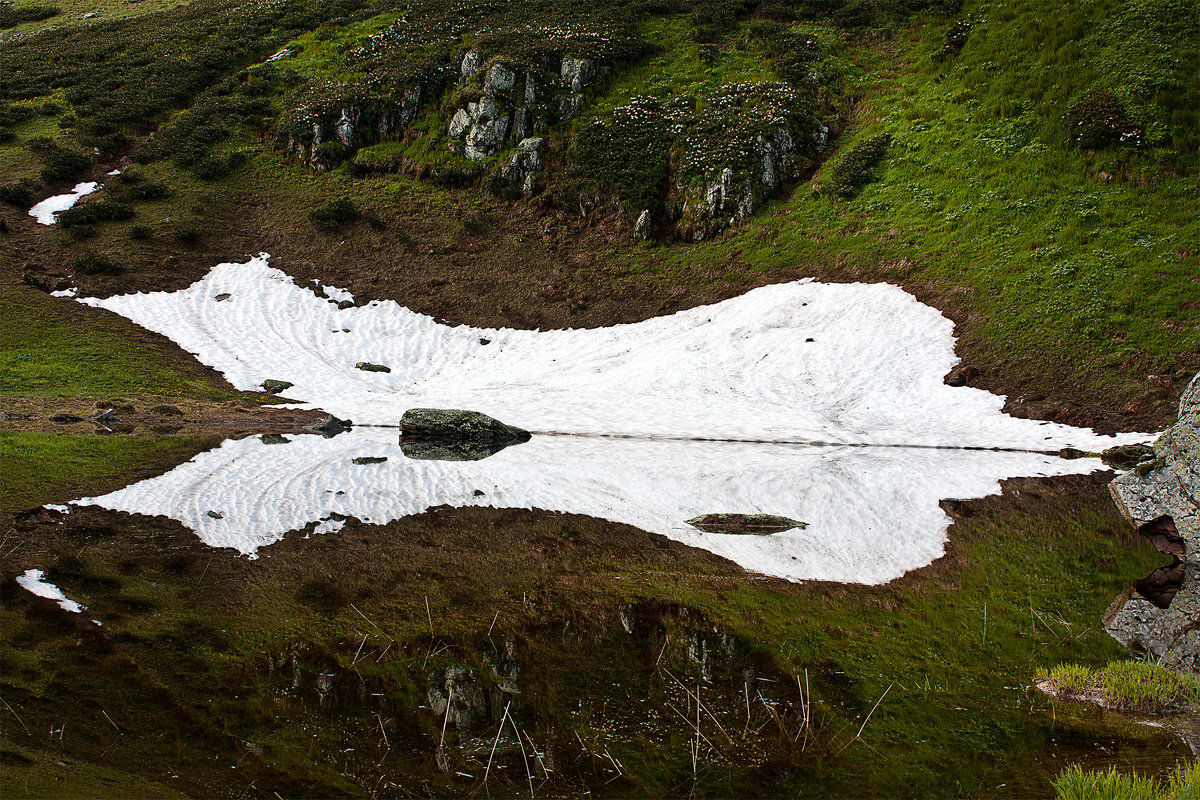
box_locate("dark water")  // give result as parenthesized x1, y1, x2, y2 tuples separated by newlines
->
(0, 434, 1189, 798)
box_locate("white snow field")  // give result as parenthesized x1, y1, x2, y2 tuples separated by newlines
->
(80, 254, 1146, 450)
(28, 181, 100, 224)
(16, 569, 86, 613)
(76, 428, 1103, 584)
(71, 254, 1149, 583)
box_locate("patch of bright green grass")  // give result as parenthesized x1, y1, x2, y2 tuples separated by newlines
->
(1040, 660, 1200, 714)
(1054, 761, 1198, 800)
(0, 287, 241, 400)
(0, 431, 217, 511)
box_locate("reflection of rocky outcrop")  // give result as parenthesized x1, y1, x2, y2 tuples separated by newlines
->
(1105, 372, 1199, 673)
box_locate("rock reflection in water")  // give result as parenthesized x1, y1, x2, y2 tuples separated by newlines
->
(74, 427, 1104, 584)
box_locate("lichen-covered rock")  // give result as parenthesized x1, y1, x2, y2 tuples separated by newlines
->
(401, 408, 531, 446)
(1102, 442, 1156, 470)
(1105, 371, 1199, 673)
(460, 49, 482, 80)
(633, 208, 651, 241)
(262, 379, 294, 394)
(305, 415, 353, 437)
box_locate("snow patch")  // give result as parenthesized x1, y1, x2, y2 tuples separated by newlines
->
(50, 287, 77, 298)
(16, 569, 85, 613)
(78, 254, 1149, 451)
(77, 428, 1106, 584)
(44, 504, 70, 513)
(29, 181, 100, 225)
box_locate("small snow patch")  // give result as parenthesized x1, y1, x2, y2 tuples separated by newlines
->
(16, 569, 85, 613)
(29, 182, 100, 225)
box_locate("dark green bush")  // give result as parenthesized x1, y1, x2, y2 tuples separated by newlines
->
(28, 139, 91, 182)
(129, 224, 153, 239)
(0, 182, 35, 208)
(57, 199, 135, 227)
(0, 5, 58, 29)
(824, 134, 890, 198)
(0, 126, 13, 144)
(431, 167, 477, 189)
(309, 198, 359, 229)
(934, 19, 972, 61)
(73, 251, 125, 275)
(39, 101, 62, 116)
(121, 182, 173, 201)
(172, 224, 202, 245)
(1065, 91, 1144, 149)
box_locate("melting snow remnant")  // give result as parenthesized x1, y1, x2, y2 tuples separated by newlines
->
(78, 254, 1148, 450)
(16, 569, 85, 613)
(78, 428, 1108, 584)
(29, 181, 100, 225)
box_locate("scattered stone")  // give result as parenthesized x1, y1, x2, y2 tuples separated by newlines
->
(1101, 443, 1156, 470)
(262, 379, 294, 394)
(686, 513, 807, 535)
(337, 299, 355, 310)
(945, 364, 980, 387)
(148, 404, 182, 415)
(261, 433, 290, 445)
(479, 338, 491, 345)
(352, 456, 388, 465)
(355, 362, 391, 373)
(305, 415, 353, 437)
(214, 293, 231, 302)
(207, 510, 223, 519)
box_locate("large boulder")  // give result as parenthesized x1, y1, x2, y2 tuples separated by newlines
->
(505, 137, 543, 198)
(1105, 372, 1199, 673)
(400, 408, 531, 446)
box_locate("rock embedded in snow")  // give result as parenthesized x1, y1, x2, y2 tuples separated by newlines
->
(305, 414, 352, 437)
(400, 408, 531, 447)
(263, 379, 295, 394)
(355, 361, 391, 373)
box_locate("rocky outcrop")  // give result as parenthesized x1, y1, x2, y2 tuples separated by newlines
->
(427, 665, 487, 729)
(1105, 372, 1199, 673)
(447, 54, 604, 161)
(504, 137, 543, 198)
(400, 408, 531, 447)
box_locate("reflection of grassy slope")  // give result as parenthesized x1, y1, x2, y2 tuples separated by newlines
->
(1, 474, 1177, 796)
(0, 0, 192, 37)
(0, 431, 218, 511)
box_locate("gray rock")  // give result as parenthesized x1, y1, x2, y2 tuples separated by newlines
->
(560, 58, 596, 92)
(448, 108, 471, 139)
(460, 49, 483, 80)
(401, 438, 519, 462)
(355, 362, 391, 373)
(1106, 371, 1199, 673)
(333, 107, 359, 148)
(400, 408, 531, 447)
(262, 379, 294, 394)
(261, 433, 290, 445)
(505, 137, 543, 198)
(483, 64, 515, 94)
(633, 209, 651, 241)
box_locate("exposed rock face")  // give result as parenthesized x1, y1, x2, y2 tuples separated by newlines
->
(505, 137, 543, 198)
(1105, 372, 1199, 673)
(400, 408, 531, 447)
(633, 209, 651, 241)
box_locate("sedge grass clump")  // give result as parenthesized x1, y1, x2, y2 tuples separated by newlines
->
(1053, 762, 1198, 800)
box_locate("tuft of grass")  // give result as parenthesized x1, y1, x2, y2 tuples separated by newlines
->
(1054, 761, 1198, 800)
(1039, 660, 1200, 714)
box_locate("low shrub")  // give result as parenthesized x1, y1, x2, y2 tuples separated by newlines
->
(121, 182, 173, 201)
(934, 20, 972, 61)
(824, 134, 891, 198)
(56, 199, 135, 227)
(27, 138, 91, 182)
(0, 5, 58, 29)
(73, 251, 125, 275)
(1065, 91, 1144, 149)
(129, 224, 153, 240)
(0, 126, 13, 143)
(310, 198, 359, 229)
(172, 224, 202, 244)
(0, 182, 34, 208)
